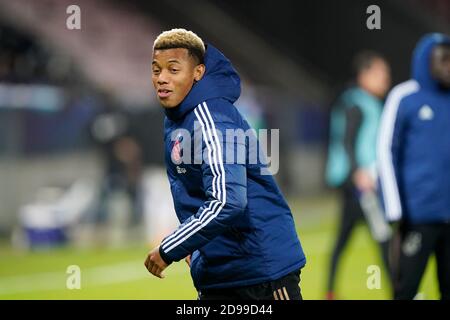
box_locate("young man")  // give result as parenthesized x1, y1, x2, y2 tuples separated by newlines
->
(325, 51, 392, 299)
(378, 33, 450, 300)
(144, 28, 306, 300)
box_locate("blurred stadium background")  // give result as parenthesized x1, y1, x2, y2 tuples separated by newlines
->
(0, 0, 448, 299)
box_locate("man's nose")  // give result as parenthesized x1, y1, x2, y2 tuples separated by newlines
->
(157, 70, 169, 84)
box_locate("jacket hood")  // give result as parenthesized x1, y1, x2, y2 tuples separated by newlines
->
(164, 44, 241, 121)
(412, 33, 450, 90)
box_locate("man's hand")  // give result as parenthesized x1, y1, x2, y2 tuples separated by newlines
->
(185, 255, 191, 268)
(144, 246, 168, 279)
(352, 168, 375, 193)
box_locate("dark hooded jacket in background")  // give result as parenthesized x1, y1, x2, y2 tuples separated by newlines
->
(378, 33, 450, 224)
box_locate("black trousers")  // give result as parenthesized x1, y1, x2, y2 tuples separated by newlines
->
(198, 269, 302, 300)
(327, 182, 392, 293)
(393, 222, 450, 300)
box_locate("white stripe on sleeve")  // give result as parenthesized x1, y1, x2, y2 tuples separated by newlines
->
(162, 102, 226, 253)
(377, 80, 419, 221)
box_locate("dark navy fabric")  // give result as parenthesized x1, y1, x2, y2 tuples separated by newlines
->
(159, 44, 306, 290)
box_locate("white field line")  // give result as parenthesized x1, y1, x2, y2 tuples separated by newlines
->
(0, 259, 186, 296)
(0, 230, 371, 296)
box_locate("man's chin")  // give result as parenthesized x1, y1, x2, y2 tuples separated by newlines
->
(159, 99, 178, 109)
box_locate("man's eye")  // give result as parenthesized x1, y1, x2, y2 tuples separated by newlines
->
(153, 69, 160, 74)
(170, 69, 179, 73)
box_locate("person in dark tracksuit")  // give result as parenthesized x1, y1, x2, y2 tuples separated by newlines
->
(144, 28, 306, 300)
(325, 51, 392, 299)
(378, 33, 450, 300)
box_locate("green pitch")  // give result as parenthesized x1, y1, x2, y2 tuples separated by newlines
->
(0, 194, 439, 300)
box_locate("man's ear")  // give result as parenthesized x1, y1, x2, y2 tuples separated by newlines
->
(194, 64, 206, 82)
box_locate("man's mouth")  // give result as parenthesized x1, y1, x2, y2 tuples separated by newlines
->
(158, 89, 173, 99)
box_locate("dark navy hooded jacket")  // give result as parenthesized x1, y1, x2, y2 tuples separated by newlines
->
(378, 33, 450, 224)
(158, 44, 306, 290)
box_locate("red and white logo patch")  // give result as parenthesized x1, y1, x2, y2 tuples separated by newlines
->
(171, 136, 183, 165)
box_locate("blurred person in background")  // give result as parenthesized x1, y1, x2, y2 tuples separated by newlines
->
(235, 79, 267, 132)
(378, 33, 450, 300)
(325, 51, 392, 299)
(90, 99, 143, 228)
(144, 28, 306, 300)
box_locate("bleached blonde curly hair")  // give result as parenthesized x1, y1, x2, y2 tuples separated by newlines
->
(153, 28, 205, 64)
